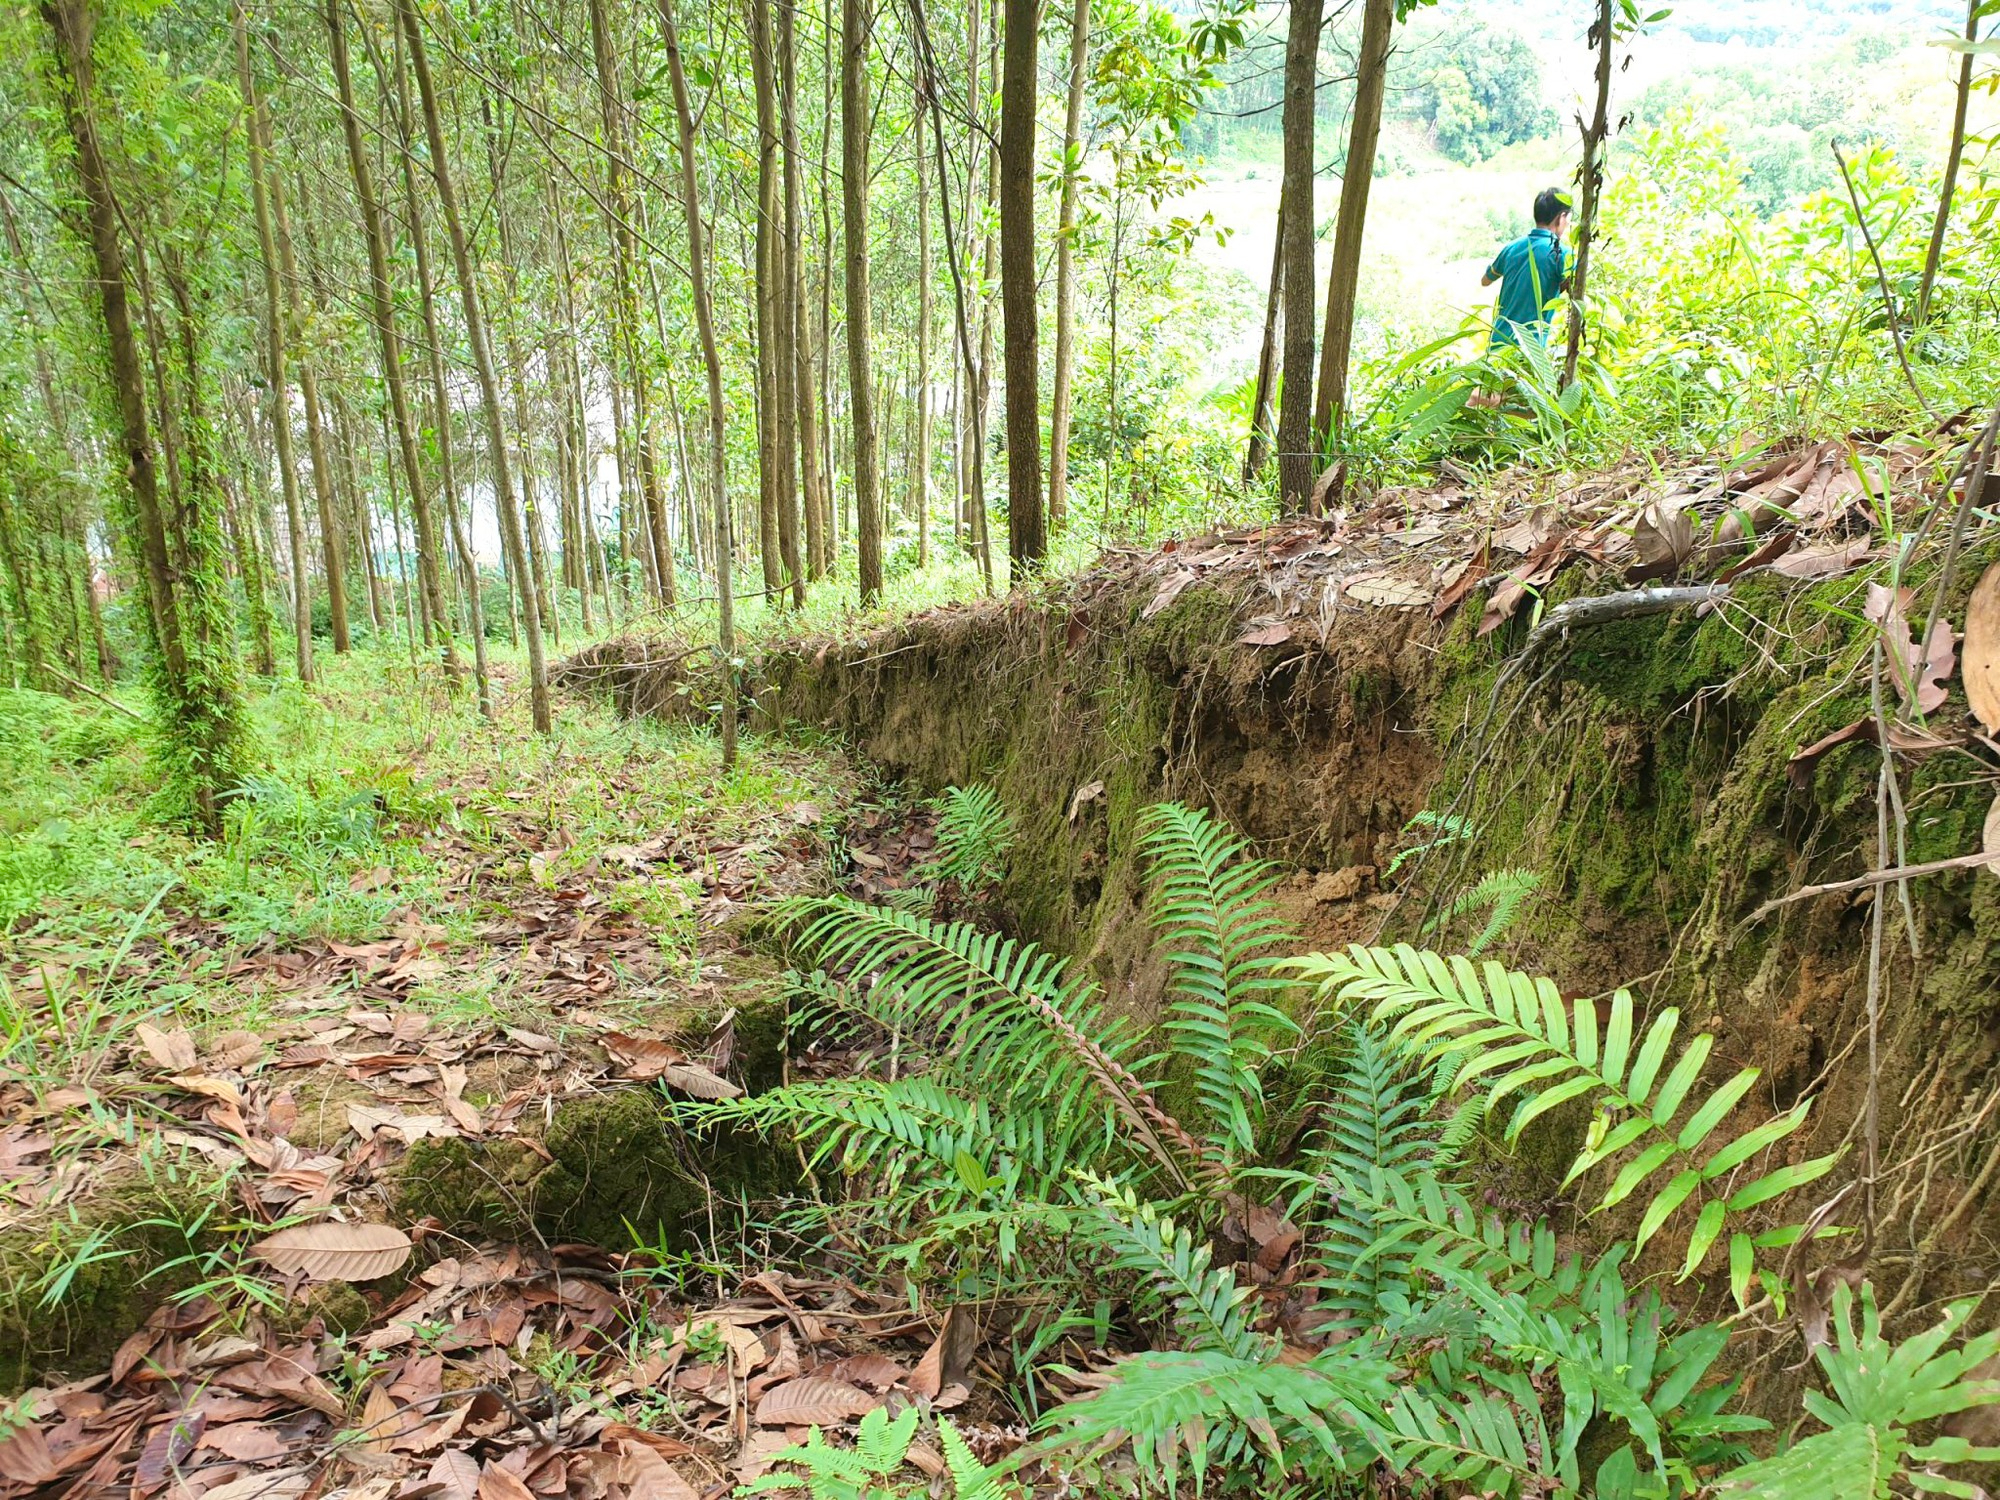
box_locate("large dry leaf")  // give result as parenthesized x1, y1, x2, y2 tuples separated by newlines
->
(604, 1033, 685, 1082)
(1770, 536, 1873, 581)
(656, 1062, 742, 1100)
(251, 1221, 412, 1282)
(1626, 500, 1695, 582)
(196, 1472, 309, 1500)
(753, 1376, 877, 1427)
(477, 1466, 538, 1500)
(1964, 561, 2000, 731)
(1140, 569, 1198, 620)
(1236, 621, 1293, 647)
(428, 1450, 482, 1500)
(612, 1440, 700, 1500)
(197, 1424, 288, 1463)
(1342, 573, 1429, 608)
(134, 1023, 198, 1073)
(0, 1425, 59, 1486)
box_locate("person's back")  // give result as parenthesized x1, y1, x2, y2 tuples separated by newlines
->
(1483, 187, 1572, 349)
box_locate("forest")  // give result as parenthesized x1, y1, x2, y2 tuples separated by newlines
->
(2, 0, 2000, 1492)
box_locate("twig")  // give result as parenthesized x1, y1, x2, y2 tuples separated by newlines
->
(1832, 140, 1936, 420)
(1483, 584, 1730, 723)
(1743, 848, 1995, 923)
(1917, 406, 2000, 656)
(47, 668, 145, 721)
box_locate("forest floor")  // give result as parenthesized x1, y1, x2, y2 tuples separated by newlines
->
(0, 656, 1028, 1500)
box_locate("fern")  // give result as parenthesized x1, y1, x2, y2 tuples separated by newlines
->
(920, 784, 1014, 893)
(1077, 1172, 1262, 1359)
(1294, 944, 1837, 1275)
(1034, 1345, 1395, 1488)
(1719, 1285, 2000, 1499)
(1139, 803, 1298, 1168)
(1289, 1023, 1436, 1330)
(743, 1406, 1023, 1498)
(1384, 809, 1474, 877)
(1423, 866, 1543, 956)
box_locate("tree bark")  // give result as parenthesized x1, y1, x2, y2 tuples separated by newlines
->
(659, 0, 738, 768)
(1276, 0, 1323, 512)
(1917, 0, 1981, 328)
(1245, 184, 1285, 480)
(1311, 0, 1393, 463)
(842, 0, 884, 604)
(330, 0, 462, 681)
(234, 0, 313, 680)
(396, 0, 549, 730)
(781, 0, 828, 584)
(998, 0, 1044, 573)
(915, 116, 933, 568)
(749, 0, 786, 600)
(1562, 0, 1613, 390)
(1047, 0, 1090, 533)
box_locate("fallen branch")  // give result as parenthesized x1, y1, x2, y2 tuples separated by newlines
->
(48, 668, 145, 721)
(1487, 583, 1731, 711)
(1745, 848, 1994, 924)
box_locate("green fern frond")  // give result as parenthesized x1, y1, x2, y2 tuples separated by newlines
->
(1423, 867, 1543, 956)
(1292, 944, 1837, 1277)
(1384, 810, 1475, 877)
(1379, 1385, 1549, 1495)
(1034, 1345, 1392, 1489)
(1077, 1172, 1263, 1359)
(937, 1416, 1026, 1500)
(1719, 1285, 2000, 1498)
(922, 784, 1014, 892)
(1295, 1023, 1436, 1329)
(1139, 802, 1299, 1167)
(784, 896, 1209, 1188)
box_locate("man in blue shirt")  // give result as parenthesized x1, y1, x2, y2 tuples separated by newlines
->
(1483, 187, 1572, 349)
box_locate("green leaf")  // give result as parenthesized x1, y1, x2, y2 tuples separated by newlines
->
(1682, 1199, 1728, 1280)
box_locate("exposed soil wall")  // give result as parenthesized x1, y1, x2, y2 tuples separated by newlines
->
(565, 542, 2000, 1319)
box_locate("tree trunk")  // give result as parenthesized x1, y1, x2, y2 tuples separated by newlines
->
(1311, 0, 1393, 463)
(269, 166, 351, 654)
(659, 0, 738, 767)
(749, 0, 786, 601)
(1276, 0, 1323, 512)
(1917, 0, 1981, 328)
(233, 1, 314, 681)
(842, 0, 884, 604)
(396, 0, 549, 730)
(998, 0, 1044, 573)
(782, 0, 828, 583)
(1047, 0, 1090, 534)
(1245, 185, 1285, 480)
(331, 0, 462, 682)
(55, 0, 245, 827)
(1561, 0, 1613, 390)
(915, 121, 932, 568)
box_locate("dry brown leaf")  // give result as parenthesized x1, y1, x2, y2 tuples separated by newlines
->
(134, 1023, 199, 1073)
(251, 1221, 412, 1282)
(753, 1376, 877, 1427)
(1769, 537, 1875, 582)
(196, 1471, 309, 1500)
(613, 1441, 699, 1500)
(428, 1450, 482, 1500)
(1236, 621, 1293, 647)
(1963, 561, 2000, 731)
(1626, 500, 1695, 582)
(1141, 569, 1198, 620)
(656, 1062, 743, 1100)
(196, 1424, 288, 1463)
(1342, 573, 1429, 608)
(815, 1354, 907, 1391)
(358, 1381, 401, 1454)
(210, 1030, 265, 1070)
(1984, 797, 2000, 877)
(477, 1464, 538, 1500)
(604, 1033, 685, 1081)
(0, 1425, 59, 1486)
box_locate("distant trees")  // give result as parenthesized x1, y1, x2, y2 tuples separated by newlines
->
(1404, 22, 1555, 164)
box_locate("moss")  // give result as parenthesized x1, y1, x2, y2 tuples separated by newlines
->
(530, 1089, 703, 1250)
(393, 1136, 540, 1241)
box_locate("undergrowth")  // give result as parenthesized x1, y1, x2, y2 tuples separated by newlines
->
(704, 791, 2000, 1497)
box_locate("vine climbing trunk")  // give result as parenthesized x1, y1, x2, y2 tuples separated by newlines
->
(1562, 0, 1613, 391)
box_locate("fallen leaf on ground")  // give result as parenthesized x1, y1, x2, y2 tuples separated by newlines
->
(251, 1221, 413, 1282)
(1963, 561, 2000, 731)
(656, 1062, 742, 1100)
(753, 1376, 877, 1427)
(1342, 573, 1430, 608)
(1237, 622, 1292, 647)
(134, 1023, 198, 1073)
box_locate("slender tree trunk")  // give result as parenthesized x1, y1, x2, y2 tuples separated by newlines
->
(1276, 0, 1323, 512)
(1311, 0, 1392, 464)
(1245, 186, 1285, 481)
(1047, 0, 1089, 534)
(755, 0, 805, 604)
(841, 0, 884, 604)
(269, 168, 351, 653)
(999, 0, 1043, 573)
(387, 43, 489, 710)
(396, 0, 548, 730)
(749, 2, 786, 602)
(781, 0, 828, 583)
(659, 0, 737, 767)
(331, 0, 461, 682)
(1562, 0, 1613, 390)
(233, 0, 314, 680)
(1917, 0, 1981, 328)
(915, 124, 933, 568)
